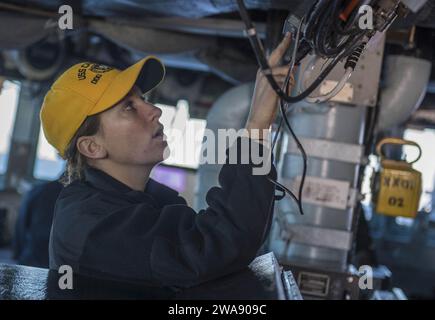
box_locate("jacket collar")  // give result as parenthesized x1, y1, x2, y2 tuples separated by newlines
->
(85, 166, 132, 193)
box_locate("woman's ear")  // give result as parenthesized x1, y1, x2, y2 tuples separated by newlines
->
(76, 136, 107, 160)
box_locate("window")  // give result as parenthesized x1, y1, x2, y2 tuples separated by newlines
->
(0, 81, 20, 175)
(151, 165, 188, 193)
(33, 125, 65, 180)
(156, 100, 207, 169)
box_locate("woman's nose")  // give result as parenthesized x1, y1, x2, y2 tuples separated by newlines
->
(143, 102, 162, 122)
(151, 104, 162, 120)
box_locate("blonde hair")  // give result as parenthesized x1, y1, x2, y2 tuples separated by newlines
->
(60, 114, 101, 186)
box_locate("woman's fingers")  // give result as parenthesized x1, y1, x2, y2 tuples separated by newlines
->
(276, 75, 295, 86)
(260, 65, 295, 87)
(268, 32, 292, 67)
(246, 35, 296, 131)
(271, 65, 293, 76)
(260, 65, 293, 77)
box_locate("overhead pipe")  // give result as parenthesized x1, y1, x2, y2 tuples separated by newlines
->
(377, 55, 432, 131)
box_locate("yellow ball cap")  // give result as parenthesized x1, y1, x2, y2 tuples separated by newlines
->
(40, 56, 165, 158)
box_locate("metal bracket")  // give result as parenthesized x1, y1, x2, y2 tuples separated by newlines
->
(282, 224, 353, 251)
(287, 137, 364, 164)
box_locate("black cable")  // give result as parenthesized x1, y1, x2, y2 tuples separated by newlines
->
(236, 0, 366, 105)
(236, 0, 336, 103)
(280, 101, 307, 216)
(279, 53, 307, 216)
(316, 0, 365, 58)
(267, 68, 307, 215)
(271, 13, 307, 215)
(314, 1, 335, 56)
(270, 66, 303, 214)
(272, 14, 304, 153)
(304, 0, 329, 47)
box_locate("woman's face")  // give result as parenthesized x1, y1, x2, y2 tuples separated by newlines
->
(96, 86, 168, 167)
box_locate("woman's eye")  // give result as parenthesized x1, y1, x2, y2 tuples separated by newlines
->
(124, 103, 135, 111)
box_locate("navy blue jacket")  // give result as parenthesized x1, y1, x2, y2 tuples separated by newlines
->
(49, 138, 276, 288)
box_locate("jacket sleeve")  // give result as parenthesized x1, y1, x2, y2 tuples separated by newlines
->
(79, 137, 277, 287)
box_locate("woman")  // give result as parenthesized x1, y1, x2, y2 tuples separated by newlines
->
(41, 33, 293, 287)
